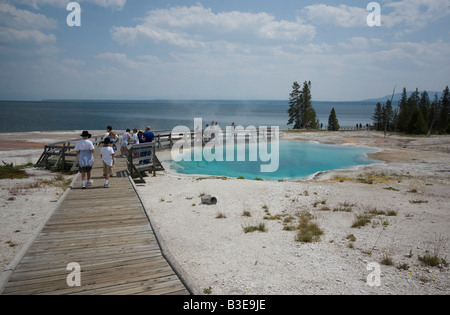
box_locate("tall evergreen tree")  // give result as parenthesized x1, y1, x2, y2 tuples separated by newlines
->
(384, 100, 394, 133)
(439, 86, 450, 133)
(300, 81, 317, 129)
(397, 88, 408, 132)
(384, 84, 397, 137)
(287, 81, 317, 129)
(372, 102, 383, 131)
(287, 82, 302, 129)
(419, 90, 430, 125)
(428, 93, 440, 136)
(403, 88, 420, 132)
(328, 108, 340, 131)
(407, 109, 427, 135)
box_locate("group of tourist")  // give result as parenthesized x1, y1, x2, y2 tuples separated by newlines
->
(74, 125, 155, 189)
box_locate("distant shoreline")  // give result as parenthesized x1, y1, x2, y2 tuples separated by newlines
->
(1, 90, 443, 103)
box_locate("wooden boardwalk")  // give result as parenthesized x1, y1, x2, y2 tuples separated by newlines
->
(1, 149, 191, 295)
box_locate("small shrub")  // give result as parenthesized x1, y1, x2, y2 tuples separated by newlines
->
(384, 187, 400, 191)
(263, 214, 281, 220)
(418, 253, 448, 267)
(386, 210, 398, 217)
(418, 235, 448, 267)
(381, 254, 394, 266)
(243, 223, 267, 234)
(312, 200, 327, 208)
(409, 200, 429, 204)
(203, 287, 212, 295)
(357, 177, 373, 184)
(352, 214, 372, 228)
(295, 214, 323, 243)
(283, 225, 297, 231)
(216, 212, 227, 219)
(397, 263, 410, 270)
(333, 206, 352, 212)
(0, 165, 29, 179)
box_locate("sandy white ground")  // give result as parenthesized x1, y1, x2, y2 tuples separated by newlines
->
(1, 130, 449, 295)
(137, 131, 450, 295)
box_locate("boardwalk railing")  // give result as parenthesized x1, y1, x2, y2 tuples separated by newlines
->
(35, 135, 103, 173)
(127, 143, 164, 183)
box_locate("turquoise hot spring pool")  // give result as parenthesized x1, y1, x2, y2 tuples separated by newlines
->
(167, 140, 379, 181)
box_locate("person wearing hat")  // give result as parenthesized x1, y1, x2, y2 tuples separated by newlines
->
(74, 131, 95, 189)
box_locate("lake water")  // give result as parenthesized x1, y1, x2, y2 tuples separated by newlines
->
(0, 100, 375, 133)
(168, 140, 379, 181)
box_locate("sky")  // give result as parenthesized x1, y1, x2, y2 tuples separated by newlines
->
(0, 0, 449, 101)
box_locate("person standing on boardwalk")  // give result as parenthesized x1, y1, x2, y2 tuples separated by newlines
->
(107, 131, 119, 152)
(140, 126, 155, 165)
(100, 138, 115, 188)
(74, 131, 95, 189)
(141, 126, 154, 143)
(104, 126, 113, 140)
(105, 131, 119, 177)
(132, 128, 139, 144)
(121, 129, 131, 157)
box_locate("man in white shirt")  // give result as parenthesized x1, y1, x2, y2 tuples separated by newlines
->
(74, 131, 95, 189)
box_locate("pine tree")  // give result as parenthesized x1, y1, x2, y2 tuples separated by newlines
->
(407, 109, 427, 135)
(397, 88, 408, 132)
(384, 100, 394, 133)
(300, 81, 317, 129)
(372, 102, 383, 131)
(439, 86, 450, 133)
(287, 82, 302, 129)
(328, 108, 340, 131)
(419, 90, 430, 125)
(428, 93, 440, 136)
(403, 88, 419, 132)
(287, 81, 317, 129)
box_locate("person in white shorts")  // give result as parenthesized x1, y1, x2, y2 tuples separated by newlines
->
(100, 138, 115, 188)
(74, 131, 95, 189)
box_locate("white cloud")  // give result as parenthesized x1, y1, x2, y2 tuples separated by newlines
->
(0, 3, 57, 29)
(0, 27, 56, 44)
(12, 0, 67, 10)
(383, 0, 450, 28)
(339, 37, 370, 50)
(303, 1, 450, 33)
(88, 0, 126, 11)
(304, 4, 368, 27)
(62, 58, 86, 66)
(0, 3, 57, 48)
(95, 52, 139, 69)
(111, 4, 316, 48)
(12, 0, 126, 10)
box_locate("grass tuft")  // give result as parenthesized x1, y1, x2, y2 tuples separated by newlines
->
(243, 223, 267, 234)
(295, 212, 324, 243)
(0, 165, 29, 179)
